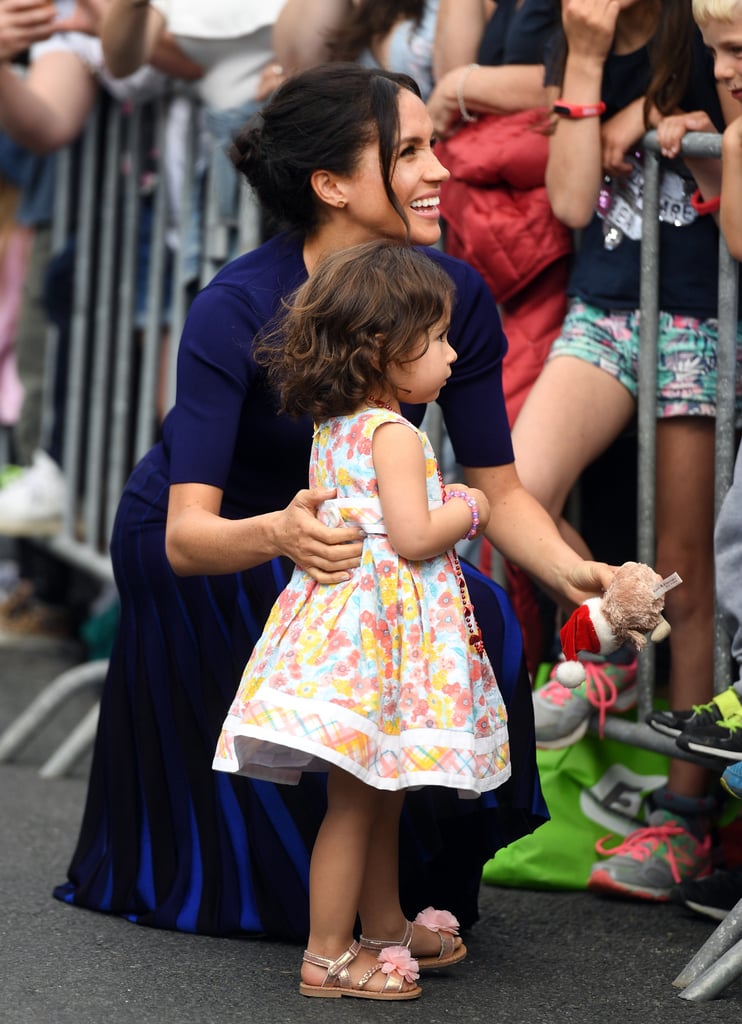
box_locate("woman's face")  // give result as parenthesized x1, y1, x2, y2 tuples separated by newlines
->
(338, 88, 450, 247)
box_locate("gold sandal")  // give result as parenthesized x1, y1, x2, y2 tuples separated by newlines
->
(360, 907, 467, 970)
(299, 939, 421, 1000)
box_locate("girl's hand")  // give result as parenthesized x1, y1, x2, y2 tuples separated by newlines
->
(601, 98, 645, 176)
(561, 0, 620, 64)
(445, 483, 491, 538)
(276, 488, 364, 584)
(656, 110, 718, 160)
(0, 0, 58, 60)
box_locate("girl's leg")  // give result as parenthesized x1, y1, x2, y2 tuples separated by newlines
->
(512, 354, 636, 563)
(356, 791, 464, 961)
(301, 767, 417, 993)
(655, 417, 716, 799)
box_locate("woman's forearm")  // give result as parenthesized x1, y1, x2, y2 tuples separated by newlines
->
(272, 0, 350, 72)
(0, 53, 97, 152)
(455, 63, 548, 116)
(546, 56, 606, 227)
(433, 0, 488, 79)
(100, 0, 164, 77)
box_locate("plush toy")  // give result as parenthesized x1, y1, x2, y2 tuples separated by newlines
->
(555, 561, 681, 687)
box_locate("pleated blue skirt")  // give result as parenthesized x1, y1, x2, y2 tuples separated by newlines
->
(53, 453, 548, 940)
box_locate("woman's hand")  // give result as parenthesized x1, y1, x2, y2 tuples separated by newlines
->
(274, 488, 364, 583)
(0, 0, 57, 61)
(561, 0, 620, 65)
(427, 68, 466, 139)
(561, 559, 617, 608)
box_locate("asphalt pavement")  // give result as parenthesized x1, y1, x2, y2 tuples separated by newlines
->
(2, 641, 742, 1024)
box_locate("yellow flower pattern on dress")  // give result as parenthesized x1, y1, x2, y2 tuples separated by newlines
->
(213, 409, 510, 796)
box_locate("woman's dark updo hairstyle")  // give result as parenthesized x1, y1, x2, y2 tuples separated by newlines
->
(230, 62, 421, 236)
(254, 239, 456, 421)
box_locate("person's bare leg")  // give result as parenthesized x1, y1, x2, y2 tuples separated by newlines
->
(512, 355, 636, 606)
(355, 791, 464, 960)
(301, 768, 417, 993)
(655, 418, 715, 799)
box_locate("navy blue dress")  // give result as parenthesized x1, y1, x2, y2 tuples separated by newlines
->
(53, 233, 548, 940)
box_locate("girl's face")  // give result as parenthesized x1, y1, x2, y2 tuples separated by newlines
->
(389, 314, 457, 405)
(338, 88, 450, 246)
(701, 19, 742, 98)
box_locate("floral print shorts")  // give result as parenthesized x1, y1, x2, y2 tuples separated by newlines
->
(549, 299, 742, 419)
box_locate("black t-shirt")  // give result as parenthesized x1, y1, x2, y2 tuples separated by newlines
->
(477, 0, 556, 67)
(552, 29, 727, 316)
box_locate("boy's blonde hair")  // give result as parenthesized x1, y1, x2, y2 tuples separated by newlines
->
(693, 0, 742, 25)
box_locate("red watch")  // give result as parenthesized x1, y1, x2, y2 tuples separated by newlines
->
(552, 101, 606, 119)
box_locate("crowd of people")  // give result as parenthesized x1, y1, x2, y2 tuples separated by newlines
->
(0, 0, 741, 1001)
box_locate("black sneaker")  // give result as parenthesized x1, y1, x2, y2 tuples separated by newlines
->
(647, 686, 742, 737)
(671, 868, 742, 921)
(676, 715, 742, 762)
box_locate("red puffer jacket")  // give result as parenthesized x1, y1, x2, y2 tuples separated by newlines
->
(436, 108, 572, 304)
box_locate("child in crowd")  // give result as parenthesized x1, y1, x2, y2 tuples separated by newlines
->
(512, 0, 742, 899)
(213, 240, 510, 1000)
(650, 0, 742, 921)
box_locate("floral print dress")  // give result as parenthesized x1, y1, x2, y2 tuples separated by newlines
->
(213, 407, 510, 797)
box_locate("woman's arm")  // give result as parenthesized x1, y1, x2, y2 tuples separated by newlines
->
(272, 0, 351, 72)
(166, 482, 364, 581)
(464, 462, 615, 608)
(546, 0, 618, 227)
(0, 49, 97, 152)
(433, 0, 491, 80)
(373, 422, 489, 561)
(427, 62, 547, 138)
(99, 0, 166, 77)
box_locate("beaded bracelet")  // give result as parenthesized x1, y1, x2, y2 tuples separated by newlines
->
(456, 63, 479, 124)
(445, 489, 480, 541)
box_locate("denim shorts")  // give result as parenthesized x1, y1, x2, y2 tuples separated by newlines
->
(549, 299, 742, 418)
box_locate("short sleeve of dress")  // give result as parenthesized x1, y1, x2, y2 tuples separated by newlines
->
(167, 280, 260, 489)
(419, 249, 514, 468)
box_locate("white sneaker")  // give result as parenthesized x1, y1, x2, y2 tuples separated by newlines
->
(0, 450, 65, 536)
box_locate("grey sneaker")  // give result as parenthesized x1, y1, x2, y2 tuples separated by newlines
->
(586, 810, 712, 901)
(532, 659, 638, 749)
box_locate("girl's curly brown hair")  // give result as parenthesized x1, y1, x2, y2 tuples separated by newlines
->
(254, 240, 456, 421)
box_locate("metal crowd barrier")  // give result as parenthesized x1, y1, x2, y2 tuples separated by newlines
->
(0, 91, 262, 775)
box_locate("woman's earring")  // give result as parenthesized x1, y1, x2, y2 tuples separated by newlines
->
(337, 199, 347, 208)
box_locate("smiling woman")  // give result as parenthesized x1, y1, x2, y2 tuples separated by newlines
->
(53, 61, 614, 945)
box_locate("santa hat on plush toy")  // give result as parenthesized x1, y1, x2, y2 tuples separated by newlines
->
(555, 597, 621, 687)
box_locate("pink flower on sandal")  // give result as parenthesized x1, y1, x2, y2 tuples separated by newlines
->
(414, 906, 460, 935)
(377, 946, 420, 983)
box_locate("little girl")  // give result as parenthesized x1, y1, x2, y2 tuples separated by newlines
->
(213, 240, 510, 1000)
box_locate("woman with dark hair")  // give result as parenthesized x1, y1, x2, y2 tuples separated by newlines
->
(54, 61, 614, 944)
